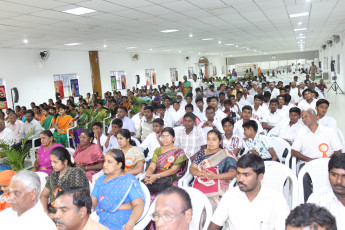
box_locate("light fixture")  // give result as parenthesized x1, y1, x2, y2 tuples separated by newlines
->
(63, 7, 96, 15)
(289, 12, 309, 18)
(306, 0, 311, 2)
(189, 34, 193, 38)
(202, 38, 213, 41)
(297, 41, 305, 44)
(246, 48, 250, 51)
(149, 48, 152, 51)
(235, 45, 239, 48)
(23, 39, 28, 44)
(224, 44, 234, 46)
(294, 28, 307, 31)
(103, 44, 107, 48)
(298, 22, 302, 25)
(126, 46, 137, 49)
(160, 29, 179, 33)
(299, 33, 303, 36)
(179, 50, 181, 53)
(218, 41, 222, 44)
(198, 51, 201, 54)
(297, 37, 306, 39)
(254, 50, 257, 52)
(64, 43, 81, 46)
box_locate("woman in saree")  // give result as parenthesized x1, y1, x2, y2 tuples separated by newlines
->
(32, 130, 64, 174)
(89, 94, 97, 109)
(189, 129, 237, 210)
(40, 147, 89, 219)
(144, 127, 188, 195)
(52, 105, 74, 147)
(40, 107, 54, 130)
(91, 149, 145, 230)
(73, 129, 104, 181)
(33, 106, 43, 122)
(73, 104, 89, 146)
(92, 100, 109, 123)
(182, 75, 192, 97)
(116, 129, 145, 176)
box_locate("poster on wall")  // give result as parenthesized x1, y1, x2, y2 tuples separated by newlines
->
(213, 66, 217, 76)
(54, 80, 64, 99)
(170, 68, 178, 82)
(145, 69, 155, 85)
(70, 79, 80, 97)
(188, 67, 194, 79)
(121, 75, 127, 89)
(0, 85, 8, 109)
(111, 76, 116, 91)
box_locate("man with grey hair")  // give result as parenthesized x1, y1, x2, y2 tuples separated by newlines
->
(0, 118, 14, 145)
(0, 170, 55, 229)
(6, 112, 24, 144)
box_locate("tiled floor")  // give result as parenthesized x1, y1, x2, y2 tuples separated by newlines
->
(324, 83, 345, 137)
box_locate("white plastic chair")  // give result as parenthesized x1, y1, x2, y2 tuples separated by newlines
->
(66, 123, 77, 148)
(103, 115, 112, 135)
(137, 182, 151, 223)
(297, 158, 331, 204)
(92, 170, 105, 185)
(178, 159, 192, 187)
(337, 128, 345, 151)
(35, 171, 48, 193)
(229, 161, 298, 209)
(65, 147, 75, 164)
(133, 199, 156, 230)
(284, 150, 297, 176)
(269, 137, 291, 163)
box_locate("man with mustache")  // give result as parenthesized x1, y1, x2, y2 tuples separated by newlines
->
(308, 153, 345, 230)
(55, 187, 108, 230)
(207, 154, 289, 230)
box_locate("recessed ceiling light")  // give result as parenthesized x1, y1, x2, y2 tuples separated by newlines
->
(179, 50, 181, 53)
(298, 22, 302, 25)
(189, 34, 193, 38)
(246, 48, 250, 51)
(149, 48, 152, 51)
(160, 29, 179, 33)
(202, 38, 214, 41)
(306, 0, 311, 2)
(235, 45, 239, 48)
(254, 50, 257, 52)
(218, 41, 222, 44)
(224, 44, 234, 46)
(64, 43, 81, 46)
(299, 33, 303, 36)
(103, 44, 107, 48)
(294, 28, 307, 31)
(297, 41, 305, 44)
(63, 7, 96, 15)
(297, 37, 307, 39)
(198, 51, 201, 54)
(126, 46, 137, 49)
(23, 39, 28, 44)
(290, 12, 309, 18)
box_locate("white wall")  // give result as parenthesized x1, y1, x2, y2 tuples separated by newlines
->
(0, 48, 226, 108)
(319, 32, 345, 89)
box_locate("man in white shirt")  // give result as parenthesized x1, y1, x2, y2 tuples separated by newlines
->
(0, 119, 14, 146)
(289, 81, 300, 105)
(20, 110, 44, 149)
(6, 113, 24, 144)
(193, 98, 205, 122)
(262, 99, 283, 132)
(271, 107, 302, 145)
(235, 91, 251, 111)
(92, 122, 107, 152)
(140, 118, 163, 163)
(208, 96, 227, 122)
(0, 170, 56, 230)
(108, 106, 136, 135)
(316, 99, 337, 132)
(131, 103, 146, 131)
(233, 105, 264, 140)
(298, 89, 317, 112)
(174, 113, 206, 158)
(156, 104, 173, 128)
(307, 153, 345, 230)
(170, 101, 184, 127)
(267, 82, 280, 99)
(190, 74, 201, 94)
(200, 106, 224, 138)
(154, 187, 192, 230)
(251, 94, 266, 122)
(207, 154, 289, 230)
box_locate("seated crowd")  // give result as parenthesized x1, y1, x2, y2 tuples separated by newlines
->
(0, 71, 343, 230)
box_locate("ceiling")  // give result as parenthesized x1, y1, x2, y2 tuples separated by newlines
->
(0, 0, 344, 57)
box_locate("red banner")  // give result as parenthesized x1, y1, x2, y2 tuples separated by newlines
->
(54, 80, 64, 99)
(0, 85, 8, 109)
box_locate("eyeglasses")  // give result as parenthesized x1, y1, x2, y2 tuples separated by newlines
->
(151, 209, 187, 222)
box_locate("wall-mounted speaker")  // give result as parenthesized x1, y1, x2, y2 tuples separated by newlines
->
(136, 75, 140, 84)
(11, 87, 19, 103)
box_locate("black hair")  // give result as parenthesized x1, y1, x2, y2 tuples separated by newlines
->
(161, 127, 175, 138)
(279, 87, 287, 92)
(242, 105, 253, 112)
(289, 107, 301, 116)
(263, 91, 271, 97)
(186, 94, 193, 99)
(107, 149, 126, 170)
(224, 99, 231, 105)
(164, 97, 172, 102)
(219, 92, 225, 97)
(312, 90, 319, 98)
(195, 98, 204, 104)
(302, 88, 312, 96)
(117, 129, 136, 146)
(254, 94, 264, 100)
(236, 91, 243, 96)
(221, 117, 234, 127)
(158, 186, 192, 211)
(173, 101, 180, 106)
(207, 129, 223, 148)
(209, 96, 218, 102)
(237, 153, 265, 175)
(117, 106, 128, 113)
(56, 187, 92, 215)
(328, 153, 345, 172)
(144, 105, 154, 112)
(92, 121, 103, 129)
(316, 99, 329, 107)
(283, 94, 291, 103)
(153, 118, 164, 127)
(26, 109, 35, 117)
(40, 129, 54, 139)
(183, 112, 196, 121)
(206, 97, 212, 103)
(285, 203, 336, 230)
(158, 104, 166, 110)
(185, 103, 194, 111)
(205, 106, 215, 112)
(111, 118, 123, 128)
(81, 129, 95, 142)
(242, 120, 258, 132)
(51, 147, 75, 167)
(228, 95, 235, 99)
(269, 98, 279, 105)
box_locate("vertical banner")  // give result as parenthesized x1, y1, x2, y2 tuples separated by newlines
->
(111, 76, 116, 91)
(188, 67, 194, 79)
(121, 75, 127, 89)
(70, 79, 80, 97)
(152, 72, 156, 85)
(54, 80, 64, 99)
(0, 85, 8, 109)
(145, 72, 150, 86)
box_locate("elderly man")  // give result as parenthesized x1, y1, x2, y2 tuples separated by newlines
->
(308, 153, 345, 230)
(153, 186, 192, 230)
(55, 187, 109, 230)
(6, 113, 24, 144)
(0, 119, 14, 145)
(0, 170, 55, 229)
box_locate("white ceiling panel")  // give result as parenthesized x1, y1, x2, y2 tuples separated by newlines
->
(76, 0, 128, 12)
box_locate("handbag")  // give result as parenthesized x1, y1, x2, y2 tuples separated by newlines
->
(192, 166, 222, 197)
(143, 176, 172, 193)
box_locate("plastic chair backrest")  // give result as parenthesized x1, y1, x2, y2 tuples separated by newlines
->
(138, 182, 151, 222)
(92, 170, 105, 184)
(66, 147, 75, 164)
(133, 199, 156, 230)
(269, 137, 291, 163)
(297, 158, 331, 203)
(178, 159, 192, 187)
(337, 128, 345, 151)
(35, 171, 48, 193)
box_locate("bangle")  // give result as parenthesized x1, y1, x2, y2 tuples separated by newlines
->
(157, 174, 160, 179)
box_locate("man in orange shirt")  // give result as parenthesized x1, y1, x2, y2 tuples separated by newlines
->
(0, 170, 16, 212)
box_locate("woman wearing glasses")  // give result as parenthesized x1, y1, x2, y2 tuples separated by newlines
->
(144, 127, 188, 195)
